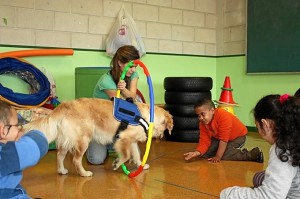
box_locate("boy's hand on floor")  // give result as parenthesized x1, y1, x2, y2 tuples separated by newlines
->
(184, 151, 200, 161)
(207, 156, 221, 163)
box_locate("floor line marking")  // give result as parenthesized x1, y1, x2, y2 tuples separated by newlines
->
(155, 179, 218, 198)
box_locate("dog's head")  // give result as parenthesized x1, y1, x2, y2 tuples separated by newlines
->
(137, 103, 173, 139)
(153, 106, 173, 138)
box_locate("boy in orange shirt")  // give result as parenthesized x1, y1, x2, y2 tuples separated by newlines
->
(184, 98, 263, 163)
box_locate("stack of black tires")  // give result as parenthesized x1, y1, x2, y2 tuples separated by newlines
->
(164, 77, 213, 142)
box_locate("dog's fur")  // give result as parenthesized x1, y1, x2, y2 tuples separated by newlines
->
(23, 98, 173, 177)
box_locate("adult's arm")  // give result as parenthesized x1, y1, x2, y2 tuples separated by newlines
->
(120, 77, 138, 99)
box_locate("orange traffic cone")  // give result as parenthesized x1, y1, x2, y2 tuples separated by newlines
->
(217, 104, 235, 115)
(215, 76, 238, 106)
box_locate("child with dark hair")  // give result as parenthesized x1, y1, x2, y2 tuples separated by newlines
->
(252, 88, 300, 188)
(220, 94, 300, 198)
(0, 100, 48, 199)
(184, 98, 263, 163)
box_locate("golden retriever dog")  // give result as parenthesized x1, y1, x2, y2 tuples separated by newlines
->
(23, 98, 173, 177)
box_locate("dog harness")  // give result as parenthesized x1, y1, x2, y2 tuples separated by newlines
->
(112, 97, 149, 142)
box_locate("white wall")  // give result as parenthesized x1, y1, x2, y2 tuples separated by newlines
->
(0, 0, 240, 56)
(218, 0, 246, 55)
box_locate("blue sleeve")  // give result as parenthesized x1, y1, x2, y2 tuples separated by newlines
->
(0, 130, 48, 176)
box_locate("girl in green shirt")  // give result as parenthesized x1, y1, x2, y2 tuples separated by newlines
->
(86, 45, 140, 165)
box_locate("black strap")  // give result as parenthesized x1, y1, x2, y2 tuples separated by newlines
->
(113, 117, 149, 143)
(113, 121, 129, 143)
(118, 107, 135, 116)
(126, 97, 134, 103)
(136, 116, 149, 133)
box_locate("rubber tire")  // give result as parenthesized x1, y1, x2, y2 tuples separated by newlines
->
(164, 91, 211, 104)
(164, 77, 213, 92)
(164, 104, 197, 117)
(173, 116, 199, 130)
(165, 129, 199, 143)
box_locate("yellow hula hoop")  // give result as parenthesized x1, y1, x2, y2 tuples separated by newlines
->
(117, 60, 154, 178)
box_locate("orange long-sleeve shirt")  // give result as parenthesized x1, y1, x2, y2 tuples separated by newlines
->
(196, 108, 247, 155)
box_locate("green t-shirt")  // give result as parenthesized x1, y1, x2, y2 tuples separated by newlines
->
(93, 71, 139, 100)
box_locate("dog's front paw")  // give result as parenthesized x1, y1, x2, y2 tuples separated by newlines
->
(143, 163, 150, 170)
(128, 158, 134, 164)
(58, 168, 69, 175)
(112, 158, 120, 170)
(80, 171, 93, 177)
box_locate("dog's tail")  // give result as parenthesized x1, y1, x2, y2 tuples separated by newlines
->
(23, 109, 63, 144)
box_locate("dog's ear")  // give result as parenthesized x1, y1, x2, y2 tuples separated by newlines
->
(164, 110, 173, 135)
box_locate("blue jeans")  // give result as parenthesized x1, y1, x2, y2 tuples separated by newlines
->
(86, 140, 108, 165)
(203, 136, 246, 160)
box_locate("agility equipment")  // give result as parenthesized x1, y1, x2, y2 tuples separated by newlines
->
(0, 57, 50, 109)
(216, 76, 238, 106)
(214, 76, 238, 115)
(0, 49, 74, 58)
(116, 60, 154, 178)
(0, 48, 73, 109)
(163, 77, 212, 143)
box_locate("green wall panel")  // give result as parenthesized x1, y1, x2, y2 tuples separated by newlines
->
(75, 67, 110, 98)
(216, 56, 300, 126)
(1, 46, 299, 127)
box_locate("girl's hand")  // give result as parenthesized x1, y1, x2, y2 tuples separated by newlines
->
(117, 80, 126, 90)
(184, 151, 201, 161)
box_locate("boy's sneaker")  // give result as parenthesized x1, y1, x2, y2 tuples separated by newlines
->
(250, 147, 264, 163)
